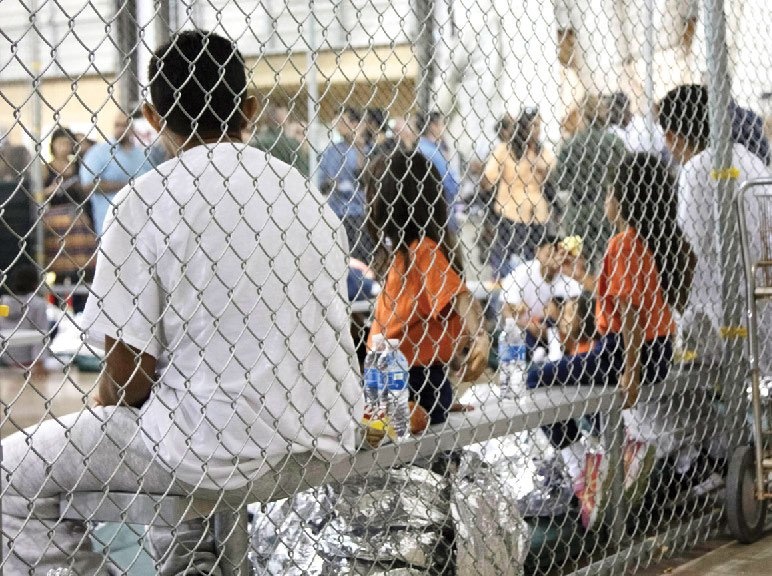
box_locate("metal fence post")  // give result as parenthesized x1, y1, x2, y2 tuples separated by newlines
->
(703, 0, 747, 453)
(414, 0, 435, 113)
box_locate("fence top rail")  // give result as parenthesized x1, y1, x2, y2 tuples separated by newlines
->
(58, 362, 719, 524)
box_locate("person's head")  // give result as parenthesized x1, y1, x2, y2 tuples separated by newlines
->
(418, 111, 445, 141)
(534, 233, 561, 279)
(495, 113, 515, 143)
(581, 94, 610, 129)
(606, 152, 685, 309)
(504, 108, 540, 159)
(285, 120, 305, 143)
(113, 113, 132, 145)
(49, 127, 75, 161)
(606, 92, 632, 128)
(365, 108, 386, 143)
(558, 293, 597, 344)
(9, 264, 39, 296)
(143, 30, 257, 147)
(335, 106, 362, 143)
(658, 84, 710, 164)
(392, 116, 418, 151)
(365, 149, 461, 273)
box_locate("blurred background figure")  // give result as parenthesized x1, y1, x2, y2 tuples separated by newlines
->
(249, 102, 309, 177)
(79, 113, 151, 235)
(482, 108, 555, 279)
(318, 106, 374, 262)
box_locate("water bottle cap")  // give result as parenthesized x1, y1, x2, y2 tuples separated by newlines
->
(371, 334, 386, 349)
(505, 317, 517, 331)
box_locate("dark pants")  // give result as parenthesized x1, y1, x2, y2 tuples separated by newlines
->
(526, 332, 673, 449)
(490, 218, 547, 279)
(409, 365, 453, 425)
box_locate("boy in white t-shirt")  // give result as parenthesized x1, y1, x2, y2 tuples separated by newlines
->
(1, 31, 363, 575)
(501, 234, 583, 354)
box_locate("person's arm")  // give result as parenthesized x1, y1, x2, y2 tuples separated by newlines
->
(618, 296, 643, 408)
(481, 147, 502, 192)
(453, 290, 490, 383)
(316, 147, 335, 196)
(95, 335, 156, 408)
(562, 254, 597, 293)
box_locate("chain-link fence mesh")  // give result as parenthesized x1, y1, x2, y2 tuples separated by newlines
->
(1, 0, 772, 574)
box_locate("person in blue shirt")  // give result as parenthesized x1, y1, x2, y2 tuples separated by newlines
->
(317, 106, 375, 262)
(79, 113, 152, 235)
(416, 111, 461, 231)
(729, 99, 770, 165)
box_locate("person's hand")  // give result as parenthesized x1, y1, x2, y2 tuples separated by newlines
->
(561, 252, 587, 281)
(456, 332, 490, 383)
(450, 403, 475, 413)
(619, 370, 640, 409)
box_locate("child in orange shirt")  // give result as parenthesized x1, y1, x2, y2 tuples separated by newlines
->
(528, 152, 693, 405)
(366, 151, 490, 424)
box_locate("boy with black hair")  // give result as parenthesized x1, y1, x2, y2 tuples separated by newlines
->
(658, 84, 772, 370)
(2, 30, 362, 575)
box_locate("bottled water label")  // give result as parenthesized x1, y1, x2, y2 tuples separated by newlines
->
(386, 371, 408, 391)
(364, 367, 384, 390)
(499, 343, 526, 363)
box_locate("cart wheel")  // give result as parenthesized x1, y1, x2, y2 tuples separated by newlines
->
(726, 445, 767, 544)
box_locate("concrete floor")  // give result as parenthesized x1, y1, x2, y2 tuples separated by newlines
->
(0, 364, 95, 438)
(667, 532, 772, 575)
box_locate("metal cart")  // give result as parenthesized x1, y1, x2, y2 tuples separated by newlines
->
(727, 177, 772, 543)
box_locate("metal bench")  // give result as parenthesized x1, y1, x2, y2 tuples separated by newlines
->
(57, 362, 718, 575)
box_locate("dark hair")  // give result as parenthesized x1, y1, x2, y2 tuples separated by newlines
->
(365, 150, 463, 275)
(416, 111, 443, 135)
(49, 127, 74, 155)
(606, 92, 630, 127)
(537, 232, 560, 248)
(148, 30, 248, 137)
(613, 153, 689, 310)
(508, 108, 540, 159)
(365, 108, 386, 130)
(341, 106, 362, 123)
(495, 115, 512, 136)
(9, 264, 39, 295)
(658, 84, 710, 151)
(574, 293, 597, 343)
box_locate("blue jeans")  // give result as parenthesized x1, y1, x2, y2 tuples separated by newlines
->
(526, 332, 673, 449)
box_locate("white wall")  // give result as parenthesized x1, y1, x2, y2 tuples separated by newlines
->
(0, 0, 118, 82)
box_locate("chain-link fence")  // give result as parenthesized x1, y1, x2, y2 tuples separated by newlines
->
(1, 0, 771, 574)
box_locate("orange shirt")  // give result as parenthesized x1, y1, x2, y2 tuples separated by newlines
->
(596, 228, 675, 341)
(368, 237, 468, 367)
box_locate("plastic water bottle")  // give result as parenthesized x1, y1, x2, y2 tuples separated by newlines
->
(363, 334, 386, 419)
(384, 338, 410, 439)
(498, 317, 527, 399)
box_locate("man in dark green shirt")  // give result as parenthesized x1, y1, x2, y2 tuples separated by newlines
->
(552, 95, 626, 269)
(249, 105, 310, 177)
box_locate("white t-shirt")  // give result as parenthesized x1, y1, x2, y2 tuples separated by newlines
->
(609, 115, 666, 156)
(82, 143, 363, 490)
(500, 259, 583, 319)
(678, 143, 772, 369)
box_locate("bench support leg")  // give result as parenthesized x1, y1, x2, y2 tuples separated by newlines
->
(214, 508, 250, 576)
